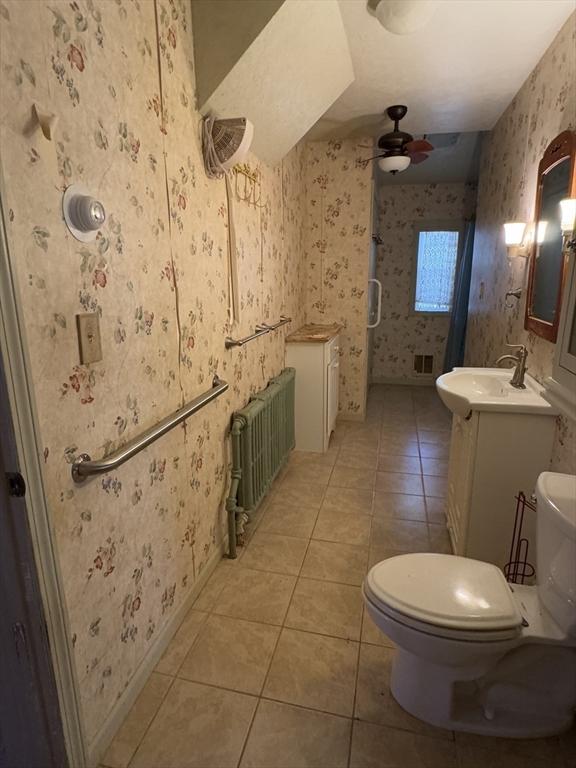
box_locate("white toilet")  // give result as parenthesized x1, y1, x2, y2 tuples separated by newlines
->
(363, 472, 576, 737)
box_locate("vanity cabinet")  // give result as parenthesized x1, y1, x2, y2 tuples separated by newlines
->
(286, 326, 340, 453)
(447, 410, 556, 569)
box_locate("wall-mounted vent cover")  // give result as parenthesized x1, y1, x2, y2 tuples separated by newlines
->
(414, 354, 434, 375)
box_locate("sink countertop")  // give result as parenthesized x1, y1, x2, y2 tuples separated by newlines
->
(286, 323, 342, 343)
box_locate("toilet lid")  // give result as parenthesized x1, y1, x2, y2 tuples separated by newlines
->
(366, 553, 523, 631)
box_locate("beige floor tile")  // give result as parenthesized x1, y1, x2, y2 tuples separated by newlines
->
(341, 435, 381, 453)
(423, 474, 448, 498)
(372, 492, 427, 521)
(155, 609, 208, 675)
(361, 607, 396, 647)
(371, 518, 430, 552)
(272, 481, 326, 509)
(454, 731, 565, 765)
(258, 502, 319, 539)
(301, 540, 368, 586)
(419, 429, 451, 444)
(322, 486, 374, 516)
(367, 547, 405, 569)
(425, 496, 447, 524)
(375, 471, 424, 495)
(355, 644, 451, 738)
(312, 508, 372, 547)
(336, 449, 379, 469)
(455, 745, 564, 768)
(421, 457, 449, 476)
(330, 465, 376, 490)
(285, 577, 363, 641)
(241, 532, 308, 576)
(193, 561, 234, 611)
(263, 628, 358, 717)
(377, 454, 421, 474)
(178, 615, 279, 695)
(428, 524, 453, 554)
(213, 567, 296, 625)
(418, 418, 452, 434)
(378, 434, 420, 457)
(350, 720, 457, 768)
(281, 463, 333, 486)
(102, 673, 172, 768)
(290, 447, 338, 466)
(419, 441, 449, 460)
(240, 699, 351, 768)
(130, 679, 257, 768)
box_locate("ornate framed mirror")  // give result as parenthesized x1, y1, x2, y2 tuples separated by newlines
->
(525, 130, 576, 342)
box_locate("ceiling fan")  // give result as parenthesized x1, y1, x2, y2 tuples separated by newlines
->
(365, 105, 434, 174)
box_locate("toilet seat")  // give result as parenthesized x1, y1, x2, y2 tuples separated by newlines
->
(365, 553, 524, 641)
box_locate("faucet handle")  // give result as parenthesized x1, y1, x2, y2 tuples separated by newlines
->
(505, 343, 527, 356)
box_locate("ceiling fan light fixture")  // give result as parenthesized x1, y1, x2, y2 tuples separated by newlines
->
(374, 0, 438, 35)
(378, 154, 411, 174)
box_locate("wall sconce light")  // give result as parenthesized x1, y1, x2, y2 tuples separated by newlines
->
(503, 222, 529, 258)
(560, 198, 576, 254)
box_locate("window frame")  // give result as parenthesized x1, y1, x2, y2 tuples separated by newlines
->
(410, 220, 465, 317)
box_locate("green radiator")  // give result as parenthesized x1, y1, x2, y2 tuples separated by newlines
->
(226, 367, 295, 557)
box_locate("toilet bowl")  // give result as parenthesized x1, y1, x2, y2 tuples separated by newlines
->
(363, 472, 576, 738)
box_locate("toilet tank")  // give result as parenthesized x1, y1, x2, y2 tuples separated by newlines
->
(536, 472, 576, 637)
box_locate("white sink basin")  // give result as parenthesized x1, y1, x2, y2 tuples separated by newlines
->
(436, 367, 558, 418)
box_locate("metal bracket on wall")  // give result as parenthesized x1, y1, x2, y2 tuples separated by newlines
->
(225, 317, 291, 348)
(505, 288, 522, 309)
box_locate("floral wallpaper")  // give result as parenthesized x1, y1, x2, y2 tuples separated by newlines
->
(465, 12, 576, 472)
(372, 182, 477, 382)
(0, 0, 306, 749)
(304, 140, 372, 419)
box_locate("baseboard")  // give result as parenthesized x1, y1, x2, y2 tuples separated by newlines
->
(370, 376, 437, 387)
(87, 540, 226, 767)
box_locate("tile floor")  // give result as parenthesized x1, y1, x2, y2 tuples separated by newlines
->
(101, 385, 574, 768)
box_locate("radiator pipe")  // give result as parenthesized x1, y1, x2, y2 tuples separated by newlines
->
(226, 417, 244, 559)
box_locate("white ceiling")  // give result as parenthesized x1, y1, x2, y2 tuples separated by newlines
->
(307, 0, 575, 141)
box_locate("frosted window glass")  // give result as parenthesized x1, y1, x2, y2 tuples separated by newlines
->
(414, 230, 459, 313)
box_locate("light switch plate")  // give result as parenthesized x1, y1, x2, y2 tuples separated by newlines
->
(76, 313, 103, 364)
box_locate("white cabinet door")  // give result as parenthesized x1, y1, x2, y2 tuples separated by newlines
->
(327, 358, 339, 438)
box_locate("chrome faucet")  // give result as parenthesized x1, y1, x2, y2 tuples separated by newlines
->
(495, 344, 528, 389)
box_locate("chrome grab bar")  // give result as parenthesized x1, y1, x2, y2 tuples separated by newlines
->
(225, 327, 270, 349)
(71, 375, 229, 483)
(261, 315, 292, 331)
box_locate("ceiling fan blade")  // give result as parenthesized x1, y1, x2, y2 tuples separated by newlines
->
(405, 139, 434, 153)
(362, 154, 386, 163)
(408, 152, 429, 165)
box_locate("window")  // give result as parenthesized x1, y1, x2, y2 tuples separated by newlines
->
(413, 227, 460, 314)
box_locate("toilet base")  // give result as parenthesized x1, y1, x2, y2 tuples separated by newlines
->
(390, 646, 576, 738)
